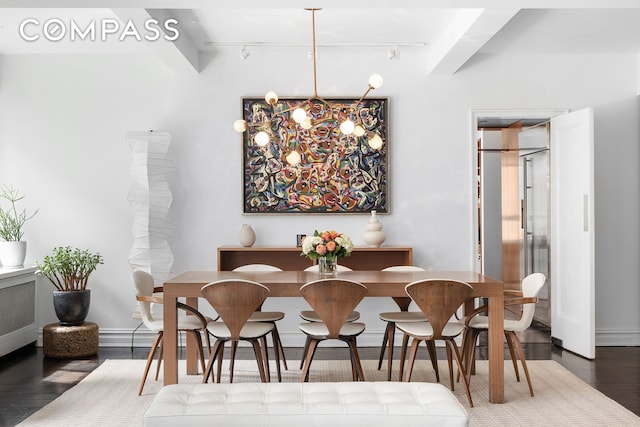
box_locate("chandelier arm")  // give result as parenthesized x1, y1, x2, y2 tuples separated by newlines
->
(310, 8, 319, 97)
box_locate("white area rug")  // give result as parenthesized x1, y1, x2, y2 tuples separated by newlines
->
(16, 359, 640, 427)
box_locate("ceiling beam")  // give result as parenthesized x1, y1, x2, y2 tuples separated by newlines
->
(111, 8, 199, 73)
(427, 8, 519, 74)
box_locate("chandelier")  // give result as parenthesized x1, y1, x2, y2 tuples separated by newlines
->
(233, 8, 384, 166)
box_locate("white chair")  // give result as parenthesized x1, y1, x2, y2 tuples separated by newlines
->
(377, 265, 427, 381)
(232, 264, 288, 380)
(133, 270, 210, 395)
(462, 272, 546, 397)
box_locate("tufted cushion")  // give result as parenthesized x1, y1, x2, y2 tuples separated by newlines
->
(143, 382, 468, 427)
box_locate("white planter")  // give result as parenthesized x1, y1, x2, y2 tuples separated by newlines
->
(0, 241, 27, 268)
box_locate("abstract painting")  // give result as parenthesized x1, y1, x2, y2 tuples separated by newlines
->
(241, 97, 388, 214)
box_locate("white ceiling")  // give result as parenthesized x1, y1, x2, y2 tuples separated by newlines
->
(0, 1, 639, 74)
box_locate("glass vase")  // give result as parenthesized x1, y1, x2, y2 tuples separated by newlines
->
(318, 256, 338, 277)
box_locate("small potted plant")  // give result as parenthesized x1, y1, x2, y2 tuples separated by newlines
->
(0, 185, 38, 268)
(36, 246, 104, 325)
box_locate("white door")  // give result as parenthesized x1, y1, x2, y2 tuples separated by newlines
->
(550, 108, 595, 359)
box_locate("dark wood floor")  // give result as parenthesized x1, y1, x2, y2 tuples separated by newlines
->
(1, 336, 639, 427)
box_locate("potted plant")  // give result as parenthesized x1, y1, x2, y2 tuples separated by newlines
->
(36, 246, 104, 325)
(0, 185, 38, 267)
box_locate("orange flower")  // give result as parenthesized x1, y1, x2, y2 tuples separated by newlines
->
(326, 241, 336, 252)
(321, 231, 331, 241)
(329, 230, 339, 239)
(316, 244, 327, 255)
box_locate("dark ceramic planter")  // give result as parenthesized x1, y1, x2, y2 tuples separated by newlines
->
(53, 289, 91, 326)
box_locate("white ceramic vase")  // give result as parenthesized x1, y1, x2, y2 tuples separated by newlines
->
(0, 241, 27, 268)
(238, 224, 256, 247)
(362, 210, 386, 247)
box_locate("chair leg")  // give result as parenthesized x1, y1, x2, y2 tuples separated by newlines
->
(259, 335, 272, 382)
(187, 330, 206, 374)
(300, 338, 319, 382)
(505, 331, 521, 381)
(270, 322, 288, 371)
(446, 339, 473, 407)
(203, 340, 223, 383)
(459, 327, 477, 383)
(300, 335, 311, 369)
(216, 342, 225, 383)
(445, 342, 454, 391)
(229, 341, 238, 383)
(250, 338, 268, 383)
(426, 340, 440, 383)
(139, 332, 162, 396)
(507, 331, 535, 396)
(377, 321, 392, 370)
(398, 332, 410, 381)
(345, 337, 366, 381)
(155, 338, 164, 381)
(402, 336, 421, 382)
(386, 322, 396, 381)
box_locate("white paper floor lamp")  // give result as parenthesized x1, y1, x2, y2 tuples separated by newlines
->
(126, 131, 175, 285)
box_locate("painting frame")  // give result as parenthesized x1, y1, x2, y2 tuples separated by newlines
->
(241, 97, 389, 214)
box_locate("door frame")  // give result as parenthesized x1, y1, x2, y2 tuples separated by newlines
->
(469, 109, 568, 273)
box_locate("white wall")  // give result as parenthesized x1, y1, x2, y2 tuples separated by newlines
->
(0, 46, 638, 347)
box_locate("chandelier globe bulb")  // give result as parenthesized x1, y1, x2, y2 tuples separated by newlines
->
(292, 107, 308, 124)
(340, 119, 355, 135)
(368, 134, 383, 150)
(233, 119, 248, 133)
(255, 131, 270, 146)
(265, 91, 279, 105)
(368, 74, 384, 89)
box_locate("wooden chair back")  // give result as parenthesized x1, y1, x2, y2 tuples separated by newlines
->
(405, 279, 473, 339)
(201, 279, 270, 340)
(300, 279, 367, 338)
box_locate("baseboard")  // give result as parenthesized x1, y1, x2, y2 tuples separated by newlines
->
(595, 329, 640, 346)
(38, 328, 391, 348)
(37, 327, 640, 348)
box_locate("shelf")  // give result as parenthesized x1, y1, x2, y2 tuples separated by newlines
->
(217, 246, 413, 271)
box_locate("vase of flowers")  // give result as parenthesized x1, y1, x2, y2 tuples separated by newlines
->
(301, 230, 353, 277)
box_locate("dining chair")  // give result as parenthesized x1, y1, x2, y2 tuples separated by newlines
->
(300, 264, 359, 322)
(232, 264, 288, 377)
(133, 270, 210, 395)
(377, 265, 428, 381)
(461, 272, 546, 397)
(201, 279, 276, 383)
(298, 264, 360, 368)
(298, 278, 368, 382)
(397, 279, 474, 407)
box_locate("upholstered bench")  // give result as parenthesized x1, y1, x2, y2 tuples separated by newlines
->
(143, 382, 469, 427)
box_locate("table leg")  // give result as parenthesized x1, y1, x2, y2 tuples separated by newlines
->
(163, 294, 178, 385)
(391, 296, 412, 311)
(185, 296, 200, 375)
(487, 294, 504, 403)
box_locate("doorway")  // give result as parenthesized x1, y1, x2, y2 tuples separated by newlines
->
(473, 110, 563, 328)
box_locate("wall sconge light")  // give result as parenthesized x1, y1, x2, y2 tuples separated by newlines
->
(240, 45, 250, 60)
(233, 8, 385, 165)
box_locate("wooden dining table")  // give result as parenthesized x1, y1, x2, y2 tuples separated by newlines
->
(162, 270, 505, 403)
